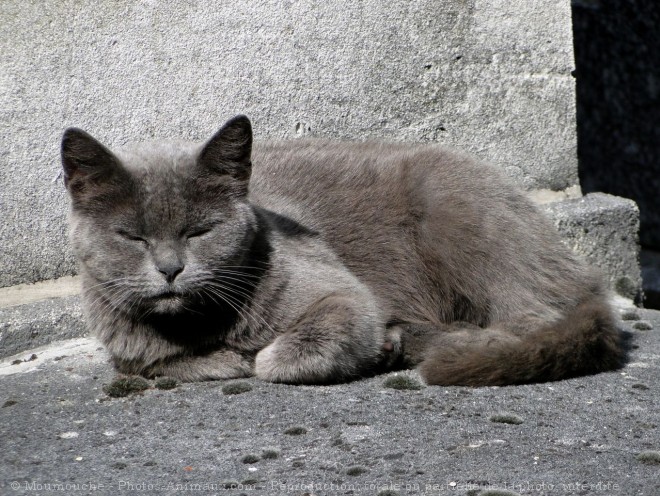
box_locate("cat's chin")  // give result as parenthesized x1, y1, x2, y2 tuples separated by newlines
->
(151, 294, 187, 314)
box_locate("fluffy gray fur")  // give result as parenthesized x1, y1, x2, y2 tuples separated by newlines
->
(61, 115, 627, 385)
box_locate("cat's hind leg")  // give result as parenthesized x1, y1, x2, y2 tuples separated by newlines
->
(254, 293, 385, 384)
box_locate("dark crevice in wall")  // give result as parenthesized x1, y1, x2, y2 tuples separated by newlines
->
(572, 0, 660, 307)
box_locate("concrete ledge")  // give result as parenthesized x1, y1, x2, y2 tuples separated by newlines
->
(541, 193, 642, 302)
(0, 295, 85, 360)
(0, 276, 81, 309)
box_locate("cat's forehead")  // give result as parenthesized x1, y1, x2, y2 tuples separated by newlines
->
(108, 139, 229, 223)
(114, 139, 201, 173)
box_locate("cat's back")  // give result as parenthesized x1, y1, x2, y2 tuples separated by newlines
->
(250, 139, 502, 219)
(250, 139, 589, 323)
(249, 138, 531, 248)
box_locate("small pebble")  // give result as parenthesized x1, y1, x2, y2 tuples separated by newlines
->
(621, 310, 640, 321)
(58, 432, 79, 439)
(2, 399, 18, 408)
(103, 376, 150, 398)
(633, 321, 653, 331)
(383, 375, 424, 390)
(261, 449, 279, 459)
(241, 454, 260, 464)
(615, 276, 637, 299)
(284, 426, 307, 435)
(490, 413, 524, 425)
(637, 451, 660, 465)
(154, 377, 178, 390)
(346, 466, 368, 476)
(221, 382, 252, 395)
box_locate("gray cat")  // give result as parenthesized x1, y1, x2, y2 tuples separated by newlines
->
(61, 115, 626, 385)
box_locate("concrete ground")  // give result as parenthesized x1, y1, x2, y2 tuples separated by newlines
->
(0, 299, 658, 496)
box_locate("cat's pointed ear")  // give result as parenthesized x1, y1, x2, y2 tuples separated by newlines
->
(198, 115, 252, 185)
(61, 128, 122, 189)
(61, 128, 129, 209)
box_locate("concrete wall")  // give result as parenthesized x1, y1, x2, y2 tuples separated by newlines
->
(1, 0, 578, 288)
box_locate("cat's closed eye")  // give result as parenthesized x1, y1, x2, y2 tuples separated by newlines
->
(185, 223, 221, 240)
(116, 229, 148, 247)
(187, 228, 212, 239)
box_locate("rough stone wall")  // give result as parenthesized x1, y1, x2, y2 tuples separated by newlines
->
(1, 0, 577, 287)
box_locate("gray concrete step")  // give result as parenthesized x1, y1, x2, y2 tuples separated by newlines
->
(541, 192, 642, 302)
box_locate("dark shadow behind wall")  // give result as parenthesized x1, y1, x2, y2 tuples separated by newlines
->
(572, 0, 660, 307)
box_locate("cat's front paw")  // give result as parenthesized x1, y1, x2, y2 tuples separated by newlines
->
(255, 293, 384, 384)
(254, 341, 283, 382)
(253, 338, 325, 384)
(254, 335, 342, 384)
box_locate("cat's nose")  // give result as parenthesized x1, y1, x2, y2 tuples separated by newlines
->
(157, 262, 184, 283)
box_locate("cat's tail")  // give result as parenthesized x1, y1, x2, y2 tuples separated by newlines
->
(408, 296, 629, 386)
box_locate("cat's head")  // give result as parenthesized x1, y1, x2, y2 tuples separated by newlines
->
(61, 115, 260, 316)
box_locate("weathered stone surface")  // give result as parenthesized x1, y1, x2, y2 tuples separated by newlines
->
(0, 0, 577, 287)
(541, 193, 642, 302)
(0, 296, 85, 359)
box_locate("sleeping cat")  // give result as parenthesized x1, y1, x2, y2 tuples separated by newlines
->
(61, 115, 626, 385)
